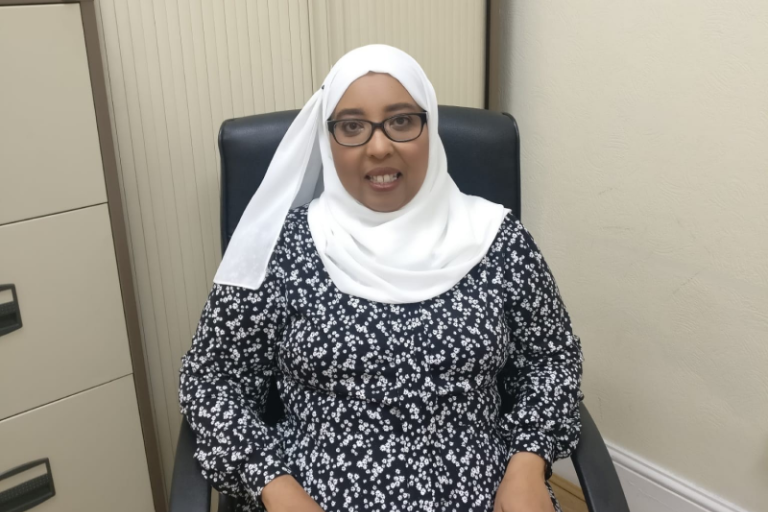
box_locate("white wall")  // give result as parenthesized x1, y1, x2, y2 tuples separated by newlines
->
(497, 1, 768, 510)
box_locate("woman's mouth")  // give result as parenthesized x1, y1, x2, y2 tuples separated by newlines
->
(366, 172, 402, 191)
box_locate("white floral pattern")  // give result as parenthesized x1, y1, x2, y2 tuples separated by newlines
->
(179, 205, 584, 512)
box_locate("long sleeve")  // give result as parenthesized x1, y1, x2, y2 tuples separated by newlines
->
(178, 254, 290, 501)
(498, 217, 584, 478)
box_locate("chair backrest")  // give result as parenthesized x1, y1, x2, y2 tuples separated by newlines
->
(218, 106, 521, 252)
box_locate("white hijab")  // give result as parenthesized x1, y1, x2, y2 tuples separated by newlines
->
(214, 45, 509, 304)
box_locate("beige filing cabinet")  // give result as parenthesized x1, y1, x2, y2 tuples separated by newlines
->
(0, 1, 165, 511)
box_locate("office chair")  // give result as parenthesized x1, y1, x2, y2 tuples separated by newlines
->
(169, 106, 631, 512)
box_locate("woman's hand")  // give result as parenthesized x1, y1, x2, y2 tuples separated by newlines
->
(493, 453, 556, 512)
(261, 474, 325, 512)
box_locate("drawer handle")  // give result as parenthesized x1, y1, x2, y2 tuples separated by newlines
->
(0, 284, 23, 338)
(0, 459, 55, 512)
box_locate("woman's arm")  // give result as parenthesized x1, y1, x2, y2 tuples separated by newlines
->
(178, 268, 294, 505)
(498, 217, 584, 479)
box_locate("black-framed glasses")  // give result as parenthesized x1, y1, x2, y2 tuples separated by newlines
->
(327, 112, 428, 147)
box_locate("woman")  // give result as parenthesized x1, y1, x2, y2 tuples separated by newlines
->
(179, 45, 583, 512)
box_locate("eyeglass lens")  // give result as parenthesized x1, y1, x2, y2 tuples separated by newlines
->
(333, 114, 423, 146)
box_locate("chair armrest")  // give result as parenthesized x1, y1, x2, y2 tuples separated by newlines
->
(169, 417, 212, 512)
(571, 403, 631, 512)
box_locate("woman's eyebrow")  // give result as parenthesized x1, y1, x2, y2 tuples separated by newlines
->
(384, 102, 419, 113)
(334, 107, 365, 119)
(334, 102, 420, 119)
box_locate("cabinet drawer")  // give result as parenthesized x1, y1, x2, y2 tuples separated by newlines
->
(0, 205, 133, 420)
(0, 375, 154, 512)
(0, 3, 107, 226)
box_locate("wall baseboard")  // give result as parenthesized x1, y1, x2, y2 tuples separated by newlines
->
(552, 443, 751, 512)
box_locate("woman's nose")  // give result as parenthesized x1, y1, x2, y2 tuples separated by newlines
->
(366, 127, 394, 159)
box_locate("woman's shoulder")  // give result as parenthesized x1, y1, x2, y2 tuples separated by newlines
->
(284, 203, 311, 228)
(499, 210, 519, 233)
(274, 203, 313, 254)
(278, 203, 311, 239)
(491, 210, 524, 249)
(485, 209, 547, 269)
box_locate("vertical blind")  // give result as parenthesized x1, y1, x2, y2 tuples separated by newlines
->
(310, 0, 486, 107)
(93, 0, 486, 492)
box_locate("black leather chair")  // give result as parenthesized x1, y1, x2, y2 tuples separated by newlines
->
(169, 106, 630, 512)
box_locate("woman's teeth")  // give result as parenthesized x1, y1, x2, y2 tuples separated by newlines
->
(369, 173, 400, 183)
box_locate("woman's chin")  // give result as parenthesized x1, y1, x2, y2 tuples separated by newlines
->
(361, 195, 406, 213)
(365, 202, 401, 213)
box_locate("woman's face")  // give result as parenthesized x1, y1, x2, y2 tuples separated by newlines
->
(329, 73, 429, 212)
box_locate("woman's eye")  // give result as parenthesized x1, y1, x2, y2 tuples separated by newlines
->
(389, 116, 413, 130)
(340, 121, 363, 134)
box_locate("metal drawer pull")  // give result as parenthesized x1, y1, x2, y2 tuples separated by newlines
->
(0, 284, 22, 338)
(0, 459, 56, 512)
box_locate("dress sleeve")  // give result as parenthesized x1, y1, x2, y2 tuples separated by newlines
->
(498, 216, 584, 478)
(178, 252, 290, 501)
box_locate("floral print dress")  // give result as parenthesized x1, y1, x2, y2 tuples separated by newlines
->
(179, 205, 584, 512)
